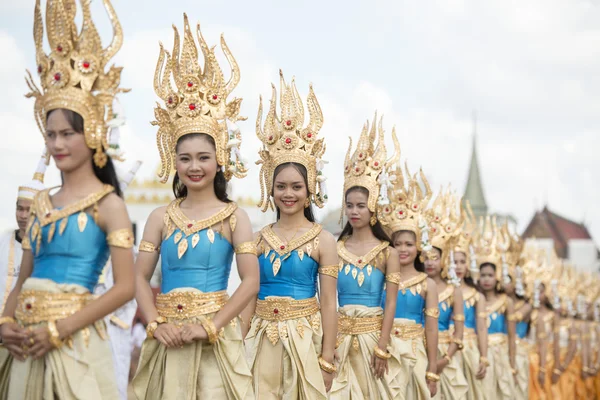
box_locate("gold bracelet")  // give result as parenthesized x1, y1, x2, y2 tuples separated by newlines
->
(234, 241, 258, 255)
(539, 367, 547, 374)
(374, 345, 392, 359)
(146, 316, 167, 339)
(46, 320, 64, 349)
(453, 314, 465, 322)
(107, 228, 134, 249)
(139, 240, 158, 253)
(425, 371, 440, 382)
(511, 368, 517, 375)
(553, 368, 562, 375)
(537, 332, 548, 340)
(318, 355, 337, 373)
(386, 272, 401, 285)
(318, 265, 339, 279)
(199, 316, 220, 344)
(452, 337, 464, 350)
(479, 356, 490, 367)
(443, 353, 452, 363)
(424, 308, 440, 319)
(583, 366, 593, 373)
(477, 312, 488, 318)
(507, 313, 517, 322)
(514, 311, 523, 321)
(0, 316, 16, 326)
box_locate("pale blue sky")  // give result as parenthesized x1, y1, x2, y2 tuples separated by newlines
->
(0, 0, 599, 247)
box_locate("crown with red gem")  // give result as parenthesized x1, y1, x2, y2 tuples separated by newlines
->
(426, 187, 463, 254)
(153, 13, 247, 183)
(25, 0, 128, 168)
(377, 160, 432, 250)
(342, 113, 399, 216)
(256, 71, 327, 211)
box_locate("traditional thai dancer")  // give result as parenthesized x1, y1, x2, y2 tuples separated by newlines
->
(132, 14, 258, 399)
(244, 72, 338, 399)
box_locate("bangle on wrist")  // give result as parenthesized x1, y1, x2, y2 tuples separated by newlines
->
(374, 345, 392, 360)
(479, 356, 490, 367)
(0, 316, 16, 327)
(47, 320, 64, 349)
(539, 366, 547, 374)
(146, 316, 167, 339)
(425, 371, 440, 382)
(318, 355, 336, 373)
(443, 353, 452, 363)
(199, 316, 220, 344)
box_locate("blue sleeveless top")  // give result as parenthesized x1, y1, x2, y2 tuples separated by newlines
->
(337, 240, 389, 307)
(257, 224, 322, 301)
(159, 200, 237, 294)
(462, 286, 479, 330)
(487, 295, 508, 334)
(438, 285, 455, 332)
(27, 186, 114, 292)
(516, 321, 528, 339)
(382, 273, 427, 326)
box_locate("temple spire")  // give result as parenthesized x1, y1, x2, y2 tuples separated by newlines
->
(463, 111, 488, 218)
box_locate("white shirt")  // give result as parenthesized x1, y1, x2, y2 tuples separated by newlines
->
(0, 230, 23, 314)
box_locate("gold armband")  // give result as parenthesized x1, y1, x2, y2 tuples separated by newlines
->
(139, 240, 158, 253)
(374, 345, 392, 359)
(452, 337, 464, 350)
(424, 308, 440, 319)
(514, 311, 523, 321)
(425, 371, 440, 382)
(386, 272, 401, 285)
(479, 356, 490, 367)
(318, 355, 337, 373)
(234, 241, 258, 256)
(537, 332, 548, 340)
(569, 334, 579, 340)
(318, 265, 338, 279)
(0, 316, 16, 326)
(539, 366, 547, 374)
(46, 320, 64, 349)
(199, 316, 220, 345)
(553, 368, 563, 375)
(477, 312, 488, 319)
(22, 236, 31, 250)
(107, 228, 134, 249)
(453, 314, 465, 322)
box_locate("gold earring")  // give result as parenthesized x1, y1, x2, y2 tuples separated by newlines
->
(370, 215, 377, 226)
(304, 198, 310, 208)
(496, 282, 501, 291)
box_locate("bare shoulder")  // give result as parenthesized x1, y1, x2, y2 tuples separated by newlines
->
(98, 192, 127, 213)
(232, 206, 251, 223)
(505, 295, 514, 307)
(318, 229, 337, 247)
(387, 246, 398, 258)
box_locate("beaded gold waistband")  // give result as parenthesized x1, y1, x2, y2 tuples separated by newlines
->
(156, 290, 228, 321)
(464, 327, 478, 340)
(16, 290, 92, 324)
(438, 330, 452, 344)
(488, 333, 507, 346)
(255, 297, 319, 322)
(391, 322, 424, 340)
(338, 314, 382, 335)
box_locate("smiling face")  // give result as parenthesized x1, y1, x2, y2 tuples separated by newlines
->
(479, 264, 497, 292)
(423, 246, 442, 278)
(46, 109, 93, 173)
(344, 187, 371, 230)
(175, 134, 218, 193)
(392, 230, 418, 266)
(272, 164, 308, 218)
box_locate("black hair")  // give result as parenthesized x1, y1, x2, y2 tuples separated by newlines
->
(338, 186, 391, 243)
(172, 133, 231, 203)
(272, 162, 315, 222)
(463, 275, 477, 288)
(48, 109, 122, 198)
(479, 262, 504, 294)
(390, 229, 425, 271)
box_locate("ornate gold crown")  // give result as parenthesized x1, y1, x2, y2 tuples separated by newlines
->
(426, 188, 463, 253)
(256, 71, 326, 211)
(377, 160, 432, 250)
(18, 148, 50, 201)
(473, 215, 510, 282)
(451, 200, 476, 255)
(342, 113, 399, 216)
(25, 0, 128, 168)
(153, 14, 247, 183)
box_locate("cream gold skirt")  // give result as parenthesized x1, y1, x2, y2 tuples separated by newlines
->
(392, 318, 430, 399)
(432, 330, 468, 400)
(329, 305, 410, 400)
(514, 339, 530, 400)
(245, 296, 326, 400)
(8, 278, 118, 400)
(482, 333, 515, 400)
(132, 288, 253, 400)
(456, 328, 485, 400)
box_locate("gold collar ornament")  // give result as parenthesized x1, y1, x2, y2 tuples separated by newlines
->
(25, 0, 128, 168)
(341, 113, 399, 220)
(153, 13, 247, 183)
(256, 71, 327, 211)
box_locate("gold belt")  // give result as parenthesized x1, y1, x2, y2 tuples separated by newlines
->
(338, 314, 383, 335)
(439, 330, 452, 344)
(488, 333, 507, 346)
(255, 297, 319, 321)
(391, 322, 424, 340)
(16, 290, 92, 324)
(156, 290, 228, 321)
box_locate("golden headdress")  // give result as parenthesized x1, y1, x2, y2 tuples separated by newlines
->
(25, 0, 127, 168)
(18, 148, 50, 201)
(342, 113, 399, 218)
(473, 215, 510, 282)
(449, 200, 479, 281)
(377, 160, 432, 250)
(153, 14, 247, 183)
(256, 71, 326, 211)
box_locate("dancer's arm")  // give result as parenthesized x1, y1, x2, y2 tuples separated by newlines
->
(448, 287, 464, 359)
(424, 278, 439, 396)
(475, 293, 489, 379)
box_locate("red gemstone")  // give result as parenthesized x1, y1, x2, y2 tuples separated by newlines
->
(307, 132, 312, 138)
(358, 259, 362, 264)
(167, 97, 174, 104)
(399, 211, 404, 215)
(285, 138, 292, 144)
(56, 45, 63, 52)
(286, 120, 292, 126)
(374, 162, 379, 166)
(280, 245, 285, 250)
(189, 103, 196, 110)
(177, 304, 183, 310)
(355, 167, 360, 172)
(273, 308, 279, 314)
(54, 73, 61, 81)
(268, 135, 273, 141)
(212, 94, 218, 100)
(395, 329, 399, 335)
(433, 228, 437, 233)
(187, 223, 193, 228)
(187, 81, 193, 87)
(46, 212, 51, 217)
(26, 303, 32, 310)
(82, 61, 90, 69)
(359, 153, 363, 158)
(37, 64, 42, 73)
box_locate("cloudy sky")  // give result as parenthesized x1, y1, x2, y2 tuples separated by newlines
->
(0, 0, 599, 247)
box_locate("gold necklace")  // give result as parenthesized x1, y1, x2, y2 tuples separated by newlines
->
(275, 224, 300, 246)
